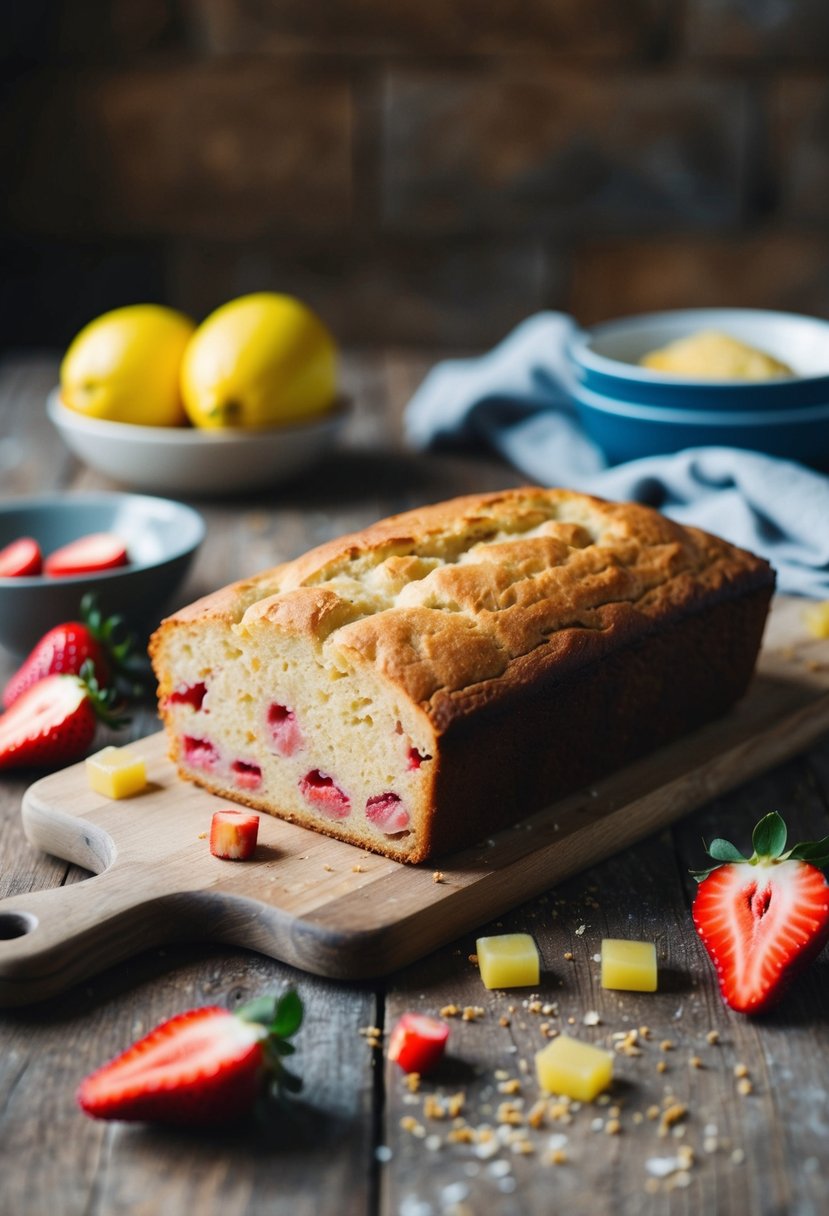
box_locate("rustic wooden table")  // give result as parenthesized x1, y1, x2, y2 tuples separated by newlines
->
(1, 353, 828, 1216)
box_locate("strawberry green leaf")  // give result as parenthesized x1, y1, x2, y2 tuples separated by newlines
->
(788, 837, 829, 869)
(238, 996, 278, 1027)
(272, 989, 303, 1038)
(752, 812, 787, 860)
(706, 838, 745, 864)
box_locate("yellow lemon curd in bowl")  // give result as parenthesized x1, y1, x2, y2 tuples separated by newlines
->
(640, 330, 794, 381)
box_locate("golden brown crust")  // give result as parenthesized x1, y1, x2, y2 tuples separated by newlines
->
(154, 486, 774, 728)
(151, 488, 774, 862)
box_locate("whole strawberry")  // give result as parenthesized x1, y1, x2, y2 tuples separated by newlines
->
(77, 990, 303, 1125)
(2, 594, 136, 709)
(693, 812, 829, 1014)
(0, 662, 127, 770)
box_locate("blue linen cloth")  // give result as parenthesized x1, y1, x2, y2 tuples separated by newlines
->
(404, 312, 829, 598)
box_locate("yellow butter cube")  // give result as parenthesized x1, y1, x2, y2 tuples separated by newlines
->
(803, 602, 829, 639)
(85, 746, 147, 799)
(601, 938, 658, 992)
(536, 1034, 613, 1101)
(476, 933, 540, 989)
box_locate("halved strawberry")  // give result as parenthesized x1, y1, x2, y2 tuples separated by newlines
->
(44, 532, 128, 577)
(692, 812, 829, 1014)
(77, 990, 303, 1125)
(0, 662, 127, 770)
(387, 1013, 450, 1075)
(0, 537, 42, 577)
(2, 595, 137, 709)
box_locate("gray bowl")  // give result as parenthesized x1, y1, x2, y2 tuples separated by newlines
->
(0, 493, 205, 654)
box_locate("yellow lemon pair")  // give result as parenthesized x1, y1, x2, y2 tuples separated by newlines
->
(60, 294, 337, 430)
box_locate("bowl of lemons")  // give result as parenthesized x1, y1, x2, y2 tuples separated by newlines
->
(49, 294, 347, 498)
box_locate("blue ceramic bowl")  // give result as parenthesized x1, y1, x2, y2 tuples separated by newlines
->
(0, 493, 205, 654)
(573, 382, 829, 467)
(567, 309, 829, 410)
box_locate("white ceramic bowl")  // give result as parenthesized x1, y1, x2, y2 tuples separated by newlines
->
(47, 391, 347, 497)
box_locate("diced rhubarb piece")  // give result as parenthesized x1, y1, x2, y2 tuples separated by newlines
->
(406, 746, 431, 771)
(298, 770, 351, 819)
(366, 792, 410, 833)
(0, 537, 42, 577)
(182, 735, 220, 772)
(266, 702, 304, 756)
(209, 809, 260, 860)
(167, 681, 207, 711)
(231, 759, 263, 791)
(388, 1013, 449, 1075)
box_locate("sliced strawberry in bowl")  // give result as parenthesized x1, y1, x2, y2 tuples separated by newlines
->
(44, 532, 129, 577)
(692, 811, 829, 1014)
(0, 537, 42, 577)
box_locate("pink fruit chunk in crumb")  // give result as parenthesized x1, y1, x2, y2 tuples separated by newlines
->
(366, 792, 410, 833)
(407, 746, 431, 771)
(266, 703, 304, 757)
(299, 770, 351, 820)
(182, 735, 220, 772)
(231, 759, 263, 791)
(210, 809, 260, 860)
(168, 682, 208, 711)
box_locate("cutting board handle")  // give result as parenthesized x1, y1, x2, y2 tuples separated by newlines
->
(0, 865, 181, 1007)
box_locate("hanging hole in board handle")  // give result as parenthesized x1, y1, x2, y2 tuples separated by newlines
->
(0, 912, 38, 940)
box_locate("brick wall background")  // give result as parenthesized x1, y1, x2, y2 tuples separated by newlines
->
(2, 0, 829, 350)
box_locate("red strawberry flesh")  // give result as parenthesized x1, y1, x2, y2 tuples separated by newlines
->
(231, 759, 263, 791)
(267, 702, 304, 756)
(298, 770, 351, 819)
(693, 857, 829, 1014)
(77, 1006, 267, 1125)
(168, 681, 207, 711)
(0, 537, 42, 577)
(0, 674, 95, 769)
(388, 1013, 449, 1074)
(44, 532, 128, 577)
(210, 809, 260, 860)
(366, 792, 410, 833)
(3, 622, 108, 709)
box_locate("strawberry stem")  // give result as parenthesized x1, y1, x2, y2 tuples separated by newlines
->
(237, 989, 304, 1099)
(81, 594, 148, 697)
(693, 811, 829, 881)
(78, 660, 130, 730)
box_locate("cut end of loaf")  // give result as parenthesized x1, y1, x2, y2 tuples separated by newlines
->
(152, 617, 438, 863)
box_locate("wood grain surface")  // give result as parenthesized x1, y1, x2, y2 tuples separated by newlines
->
(1, 593, 828, 1006)
(1, 354, 828, 1216)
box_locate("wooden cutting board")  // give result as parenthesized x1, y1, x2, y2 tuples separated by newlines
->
(0, 596, 827, 1006)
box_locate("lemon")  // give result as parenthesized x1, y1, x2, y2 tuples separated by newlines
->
(180, 293, 337, 429)
(60, 304, 195, 427)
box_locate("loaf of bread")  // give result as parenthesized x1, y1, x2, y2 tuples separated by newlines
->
(150, 488, 774, 863)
